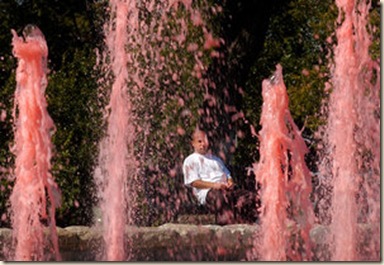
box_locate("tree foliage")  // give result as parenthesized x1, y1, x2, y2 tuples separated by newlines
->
(235, 0, 339, 173)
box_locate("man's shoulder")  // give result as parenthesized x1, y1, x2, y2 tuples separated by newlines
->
(184, 152, 200, 161)
(206, 154, 223, 162)
(183, 153, 202, 164)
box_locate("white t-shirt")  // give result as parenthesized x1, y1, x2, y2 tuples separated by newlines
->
(182, 152, 232, 205)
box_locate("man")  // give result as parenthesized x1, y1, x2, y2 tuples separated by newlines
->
(182, 128, 258, 225)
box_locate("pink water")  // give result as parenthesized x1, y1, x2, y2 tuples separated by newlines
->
(94, 0, 136, 261)
(10, 25, 61, 261)
(94, 0, 221, 260)
(7, 0, 379, 262)
(250, 64, 315, 261)
(249, 0, 379, 261)
(317, 0, 380, 261)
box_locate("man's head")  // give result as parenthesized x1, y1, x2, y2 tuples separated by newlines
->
(191, 129, 209, 154)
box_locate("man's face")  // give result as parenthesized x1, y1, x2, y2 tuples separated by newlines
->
(192, 131, 209, 154)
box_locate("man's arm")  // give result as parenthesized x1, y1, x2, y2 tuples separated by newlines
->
(190, 179, 228, 190)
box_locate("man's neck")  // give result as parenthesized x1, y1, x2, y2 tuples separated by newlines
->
(195, 151, 211, 156)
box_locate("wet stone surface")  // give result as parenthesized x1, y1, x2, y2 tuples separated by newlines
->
(0, 223, 379, 261)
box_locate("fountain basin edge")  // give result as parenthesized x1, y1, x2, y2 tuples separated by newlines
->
(0, 223, 378, 261)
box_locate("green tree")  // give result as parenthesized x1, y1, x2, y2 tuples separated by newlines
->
(236, 0, 339, 173)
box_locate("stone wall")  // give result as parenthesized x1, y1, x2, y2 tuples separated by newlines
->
(0, 223, 379, 261)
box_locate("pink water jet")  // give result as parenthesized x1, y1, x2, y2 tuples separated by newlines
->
(10, 25, 61, 261)
(94, 0, 137, 261)
(251, 64, 314, 261)
(94, 0, 222, 260)
(317, 0, 380, 261)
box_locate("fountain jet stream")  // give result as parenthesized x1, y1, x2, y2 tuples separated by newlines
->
(94, 0, 137, 261)
(252, 0, 380, 261)
(10, 25, 61, 261)
(318, 0, 381, 261)
(252, 64, 315, 261)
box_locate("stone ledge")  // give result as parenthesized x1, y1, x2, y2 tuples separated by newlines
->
(0, 223, 379, 261)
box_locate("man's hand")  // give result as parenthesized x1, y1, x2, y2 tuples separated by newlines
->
(213, 182, 227, 190)
(226, 178, 235, 190)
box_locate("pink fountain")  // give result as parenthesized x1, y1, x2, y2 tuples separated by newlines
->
(93, 0, 221, 261)
(5, 0, 379, 262)
(249, 64, 315, 261)
(316, 0, 380, 261)
(93, 0, 137, 261)
(250, 0, 379, 261)
(9, 25, 61, 261)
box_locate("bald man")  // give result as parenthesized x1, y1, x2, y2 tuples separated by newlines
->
(183, 129, 258, 225)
